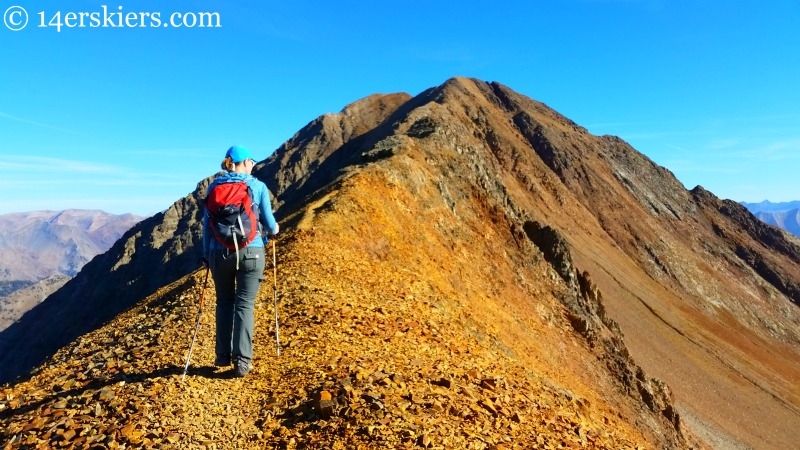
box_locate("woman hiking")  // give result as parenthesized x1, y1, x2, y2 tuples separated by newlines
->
(202, 145, 279, 377)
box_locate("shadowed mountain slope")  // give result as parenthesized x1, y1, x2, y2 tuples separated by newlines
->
(2, 77, 799, 449)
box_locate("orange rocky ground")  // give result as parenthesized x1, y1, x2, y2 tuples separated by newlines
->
(1, 165, 696, 449)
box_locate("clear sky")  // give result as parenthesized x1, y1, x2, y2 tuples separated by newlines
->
(2, 0, 798, 216)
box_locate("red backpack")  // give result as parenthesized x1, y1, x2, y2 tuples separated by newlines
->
(205, 181, 260, 250)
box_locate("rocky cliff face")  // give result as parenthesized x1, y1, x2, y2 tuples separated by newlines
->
(2, 77, 799, 449)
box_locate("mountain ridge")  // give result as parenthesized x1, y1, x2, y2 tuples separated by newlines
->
(2, 77, 799, 449)
(741, 200, 800, 213)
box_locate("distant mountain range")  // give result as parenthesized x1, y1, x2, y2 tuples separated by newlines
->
(742, 200, 800, 237)
(0, 210, 143, 330)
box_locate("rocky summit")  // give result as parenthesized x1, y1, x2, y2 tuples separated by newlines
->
(2, 77, 800, 449)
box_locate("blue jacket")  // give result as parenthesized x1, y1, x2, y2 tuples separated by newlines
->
(202, 171, 279, 259)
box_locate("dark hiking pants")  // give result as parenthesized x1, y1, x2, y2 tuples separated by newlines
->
(209, 245, 265, 364)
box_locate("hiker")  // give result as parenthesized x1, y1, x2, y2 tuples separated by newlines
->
(202, 145, 279, 377)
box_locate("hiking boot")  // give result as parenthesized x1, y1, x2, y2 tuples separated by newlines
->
(214, 354, 231, 367)
(233, 357, 252, 377)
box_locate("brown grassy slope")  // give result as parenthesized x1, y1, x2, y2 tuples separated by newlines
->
(426, 78, 800, 449)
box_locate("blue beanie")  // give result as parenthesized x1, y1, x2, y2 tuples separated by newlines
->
(226, 145, 253, 163)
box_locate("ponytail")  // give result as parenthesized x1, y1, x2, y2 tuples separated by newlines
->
(220, 156, 235, 172)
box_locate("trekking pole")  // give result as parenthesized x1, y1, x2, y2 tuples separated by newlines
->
(273, 239, 281, 356)
(182, 267, 210, 382)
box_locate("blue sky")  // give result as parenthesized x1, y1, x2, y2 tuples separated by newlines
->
(2, 0, 798, 216)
